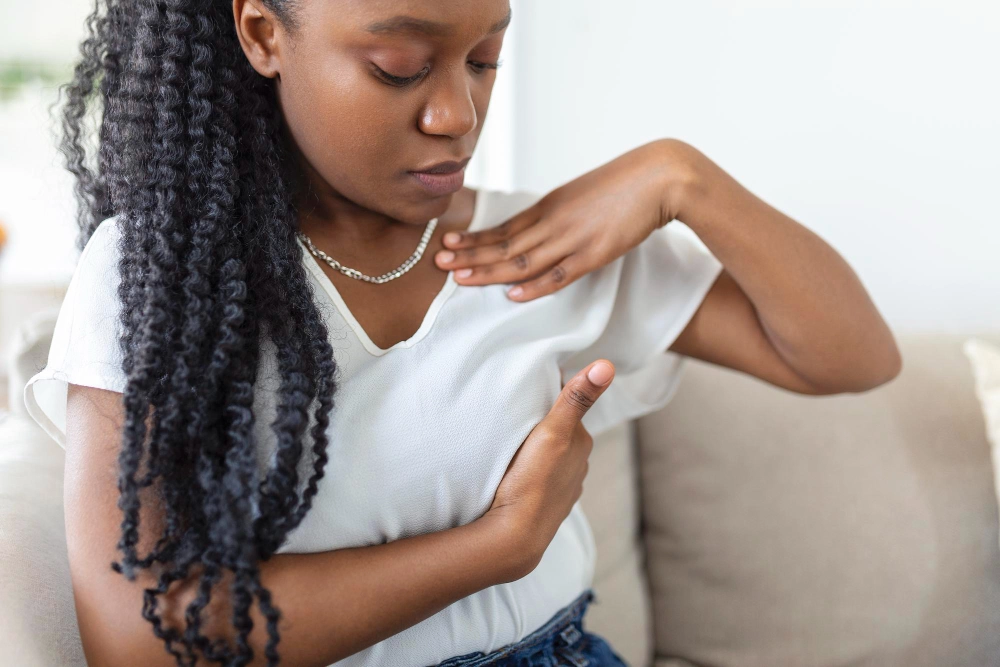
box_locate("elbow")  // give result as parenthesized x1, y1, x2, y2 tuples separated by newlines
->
(83, 621, 235, 667)
(837, 345, 905, 395)
(866, 335, 904, 390)
(847, 329, 905, 394)
(803, 343, 903, 396)
(76, 580, 232, 667)
(77, 608, 173, 667)
(882, 342, 904, 383)
(869, 326, 905, 388)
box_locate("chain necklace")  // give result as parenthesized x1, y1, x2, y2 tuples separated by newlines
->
(296, 217, 439, 285)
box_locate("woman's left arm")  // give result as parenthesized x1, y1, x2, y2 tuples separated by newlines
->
(659, 138, 902, 395)
(436, 138, 902, 395)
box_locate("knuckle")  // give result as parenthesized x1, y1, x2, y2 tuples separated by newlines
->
(564, 387, 595, 412)
(513, 253, 530, 272)
(535, 423, 559, 444)
(551, 265, 568, 284)
(497, 239, 511, 259)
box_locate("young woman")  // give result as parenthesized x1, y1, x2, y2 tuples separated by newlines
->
(23, 0, 902, 665)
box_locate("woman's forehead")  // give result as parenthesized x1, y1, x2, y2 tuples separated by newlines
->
(306, 0, 511, 42)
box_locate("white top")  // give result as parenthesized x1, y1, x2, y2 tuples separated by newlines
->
(23, 187, 723, 667)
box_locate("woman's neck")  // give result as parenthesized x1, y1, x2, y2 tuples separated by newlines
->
(296, 186, 477, 266)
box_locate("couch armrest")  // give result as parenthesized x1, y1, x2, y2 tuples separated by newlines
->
(0, 412, 86, 666)
(4, 307, 59, 417)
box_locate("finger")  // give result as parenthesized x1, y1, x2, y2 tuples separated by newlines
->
(441, 207, 540, 249)
(436, 219, 549, 271)
(450, 234, 573, 286)
(506, 255, 583, 301)
(546, 360, 615, 431)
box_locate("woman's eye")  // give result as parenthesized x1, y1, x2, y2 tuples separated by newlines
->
(469, 59, 504, 74)
(372, 59, 504, 88)
(373, 65, 428, 87)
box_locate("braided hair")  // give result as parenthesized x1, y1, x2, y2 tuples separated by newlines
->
(58, 0, 337, 663)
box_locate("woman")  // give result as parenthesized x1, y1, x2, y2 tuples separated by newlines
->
(23, 0, 902, 665)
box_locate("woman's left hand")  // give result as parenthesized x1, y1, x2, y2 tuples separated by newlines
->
(434, 138, 697, 301)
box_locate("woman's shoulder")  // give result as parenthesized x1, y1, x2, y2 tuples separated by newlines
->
(70, 214, 128, 286)
(73, 214, 124, 271)
(474, 188, 546, 232)
(62, 214, 127, 332)
(89, 213, 124, 248)
(21, 214, 130, 445)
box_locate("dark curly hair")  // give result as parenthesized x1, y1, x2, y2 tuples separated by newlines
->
(58, 0, 338, 664)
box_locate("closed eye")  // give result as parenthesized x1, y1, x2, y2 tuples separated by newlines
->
(372, 64, 428, 87)
(372, 60, 504, 88)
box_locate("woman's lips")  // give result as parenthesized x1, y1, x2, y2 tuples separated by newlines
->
(409, 166, 466, 196)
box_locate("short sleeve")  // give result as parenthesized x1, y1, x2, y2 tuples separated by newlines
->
(558, 222, 724, 438)
(22, 216, 128, 449)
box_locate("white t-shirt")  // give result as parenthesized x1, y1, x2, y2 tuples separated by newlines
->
(23, 187, 723, 667)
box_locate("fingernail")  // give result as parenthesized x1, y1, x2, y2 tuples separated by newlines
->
(508, 286, 523, 298)
(456, 268, 473, 278)
(438, 250, 455, 263)
(444, 232, 462, 244)
(587, 362, 613, 385)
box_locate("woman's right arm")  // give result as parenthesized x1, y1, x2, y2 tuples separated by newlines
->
(64, 360, 613, 667)
(64, 383, 527, 667)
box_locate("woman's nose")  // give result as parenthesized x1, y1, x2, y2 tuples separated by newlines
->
(418, 70, 479, 138)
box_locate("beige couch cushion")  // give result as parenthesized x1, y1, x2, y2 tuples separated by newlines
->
(579, 419, 655, 667)
(0, 412, 86, 666)
(637, 333, 1000, 667)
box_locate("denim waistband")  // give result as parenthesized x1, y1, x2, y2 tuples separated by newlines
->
(434, 588, 596, 667)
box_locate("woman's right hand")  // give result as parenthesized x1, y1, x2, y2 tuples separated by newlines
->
(484, 359, 616, 578)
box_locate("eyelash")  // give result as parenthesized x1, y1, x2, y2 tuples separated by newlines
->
(374, 59, 504, 88)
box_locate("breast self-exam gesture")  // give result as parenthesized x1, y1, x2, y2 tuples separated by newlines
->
(66, 358, 615, 666)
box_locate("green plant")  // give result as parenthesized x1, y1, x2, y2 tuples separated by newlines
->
(0, 60, 73, 103)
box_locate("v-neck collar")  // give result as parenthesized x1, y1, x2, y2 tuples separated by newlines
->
(298, 188, 491, 357)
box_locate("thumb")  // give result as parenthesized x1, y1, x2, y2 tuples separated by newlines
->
(547, 360, 615, 429)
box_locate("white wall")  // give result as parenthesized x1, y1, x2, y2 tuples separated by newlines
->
(498, 0, 1000, 333)
(3, 0, 998, 336)
(0, 0, 92, 62)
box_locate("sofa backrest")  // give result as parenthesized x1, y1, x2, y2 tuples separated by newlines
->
(637, 332, 1000, 667)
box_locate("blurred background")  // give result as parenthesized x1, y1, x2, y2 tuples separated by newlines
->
(1, 0, 998, 408)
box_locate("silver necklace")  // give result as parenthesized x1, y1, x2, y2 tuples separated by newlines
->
(296, 217, 439, 284)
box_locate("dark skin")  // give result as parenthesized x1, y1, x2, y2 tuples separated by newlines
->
(238, 0, 508, 350)
(239, 0, 901, 391)
(64, 0, 901, 663)
(67, 3, 621, 664)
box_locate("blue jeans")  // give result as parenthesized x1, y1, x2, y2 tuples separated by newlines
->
(434, 588, 629, 666)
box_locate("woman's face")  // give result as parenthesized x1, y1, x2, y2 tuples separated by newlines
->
(235, 0, 511, 226)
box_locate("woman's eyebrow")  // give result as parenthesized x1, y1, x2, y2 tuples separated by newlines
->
(365, 7, 512, 38)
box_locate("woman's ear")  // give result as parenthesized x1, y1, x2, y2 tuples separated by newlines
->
(232, 0, 285, 79)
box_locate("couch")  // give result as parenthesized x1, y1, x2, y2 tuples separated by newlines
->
(3, 310, 999, 666)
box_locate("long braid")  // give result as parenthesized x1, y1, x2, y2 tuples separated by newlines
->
(56, 0, 339, 664)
